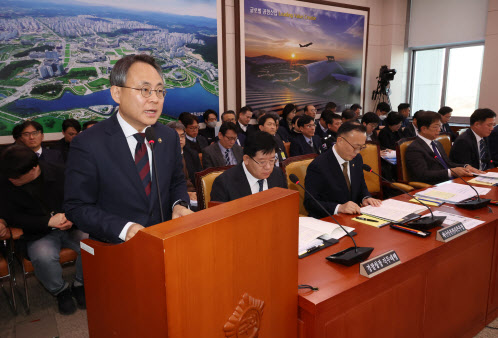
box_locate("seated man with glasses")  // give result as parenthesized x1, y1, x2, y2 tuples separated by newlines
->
(180, 113, 209, 153)
(406, 111, 481, 185)
(289, 115, 322, 157)
(15, 121, 64, 165)
(304, 122, 381, 217)
(202, 122, 243, 169)
(210, 131, 288, 203)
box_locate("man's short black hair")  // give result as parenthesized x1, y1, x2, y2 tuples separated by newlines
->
(83, 120, 98, 130)
(320, 110, 333, 124)
(417, 111, 441, 132)
(337, 122, 366, 137)
(413, 110, 424, 121)
(243, 131, 277, 157)
(203, 109, 217, 122)
(361, 112, 380, 125)
(470, 108, 496, 125)
(253, 109, 266, 121)
(219, 121, 237, 136)
(341, 109, 356, 121)
(438, 106, 453, 116)
(385, 112, 404, 126)
(12, 124, 23, 140)
(221, 110, 236, 120)
(110, 54, 162, 87)
(281, 104, 296, 120)
(0, 145, 38, 179)
(180, 113, 198, 127)
(297, 114, 314, 127)
(18, 121, 43, 134)
(62, 118, 81, 133)
(239, 106, 253, 115)
(350, 103, 362, 111)
(376, 102, 391, 113)
(325, 101, 337, 110)
(258, 113, 278, 126)
(398, 103, 410, 111)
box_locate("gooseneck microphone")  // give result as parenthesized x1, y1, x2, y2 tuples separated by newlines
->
(145, 127, 164, 222)
(362, 164, 445, 229)
(439, 158, 491, 210)
(289, 174, 373, 266)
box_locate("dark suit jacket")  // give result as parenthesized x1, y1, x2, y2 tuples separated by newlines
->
(274, 134, 288, 162)
(183, 145, 203, 188)
(0, 161, 65, 242)
(186, 135, 209, 153)
(51, 138, 70, 162)
(450, 128, 493, 169)
(304, 149, 370, 219)
(202, 142, 243, 169)
(289, 134, 322, 157)
(406, 136, 463, 185)
(40, 147, 64, 166)
(378, 127, 402, 150)
(277, 123, 292, 142)
(315, 123, 331, 140)
(235, 122, 248, 136)
(210, 162, 288, 202)
(441, 123, 458, 141)
(199, 127, 216, 145)
(402, 123, 417, 138)
(489, 125, 498, 162)
(64, 113, 189, 243)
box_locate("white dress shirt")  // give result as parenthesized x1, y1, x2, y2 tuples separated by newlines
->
(332, 145, 350, 215)
(242, 162, 268, 194)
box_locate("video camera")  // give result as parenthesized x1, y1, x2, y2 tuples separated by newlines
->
(378, 65, 396, 88)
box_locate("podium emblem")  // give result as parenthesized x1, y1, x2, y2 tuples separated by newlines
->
(223, 293, 264, 338)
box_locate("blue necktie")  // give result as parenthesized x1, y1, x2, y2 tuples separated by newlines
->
(480, 139, 488, 171)
(257, 179, 264, 192)
(431, 141, 449, 170)
(224, 149, 230, 165)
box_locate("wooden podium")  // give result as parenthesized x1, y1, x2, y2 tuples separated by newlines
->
(80, 188, 299, 337)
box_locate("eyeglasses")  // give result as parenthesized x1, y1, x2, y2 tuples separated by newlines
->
(118, 84, 166, 99)
(21, 130, 41, 138)
(340, 137, 366, 151)
(304, 124, 316, 129)
(187, 126, 199, 131)
(222, 135, 237, 142)
(250, 156, 276, 167)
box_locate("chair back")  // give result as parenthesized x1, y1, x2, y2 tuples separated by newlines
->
(281, 154, 318, 215)
(284, 142, 290, 157)
(195, 165, 234, 210)
(360, 141, 383, 199)
(396, 137, 418, 183)
(435, 133, 451, 156)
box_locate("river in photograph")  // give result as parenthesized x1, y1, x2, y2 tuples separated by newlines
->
(5, 82, 219, 118)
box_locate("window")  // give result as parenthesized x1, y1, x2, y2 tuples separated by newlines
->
(410, 44, 484, 122)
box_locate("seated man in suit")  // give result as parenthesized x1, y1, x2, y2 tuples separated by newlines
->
(167, 121, 202, 202)
(0, 145, 87, 315)
(53, 118, 81, 162)
(221, 110, 245, 147)
(406, 111, 481, 185)
(258, 113, 288, 165)
(350, 103, 362, 118)
(315, 110, 333, 140)
(202, 122, 243, 169)
(236, 106, 253, 137)
(16, 121, 63, 165)
(304, 123, 381, 218)
(378, 112, 403, 150)
(181, 113, 209, 153)
(402, 110, 422, 138)
(210, 131, 288, 202)
(398, 103, 411, 128)
(375, 102, 391, 128)
(199, 109, 218, 145)
(450, 108, 496, 170)
(341, 109, 357, 123)
(438, 106, 458, 141)
(361, 112, 380, 142)
(304, 105, 317, 121)
(289, 115, 322, 156)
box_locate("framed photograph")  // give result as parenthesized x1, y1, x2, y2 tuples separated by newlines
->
(0, 0, 226, 141)
(236, 0, 369, 113)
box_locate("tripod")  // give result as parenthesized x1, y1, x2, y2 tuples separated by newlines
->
(371, 80, 391, 112)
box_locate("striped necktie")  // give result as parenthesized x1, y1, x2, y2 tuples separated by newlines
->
(480, 139, 489, 171)
(134, 133, 151, 197)
(257, 179, 264, 192)
(225, 149, 230, 165)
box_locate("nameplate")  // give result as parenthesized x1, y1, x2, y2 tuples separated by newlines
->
(80, 242, 95, 255)
(436, 222, 467, 243)
(359, 250, 401, 278)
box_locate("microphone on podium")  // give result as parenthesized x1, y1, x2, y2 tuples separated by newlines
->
(288, 174, 373, 266)
(145, 127, 165, 222)
(437, 156, 491, 210)
(361, 164, 445, 229)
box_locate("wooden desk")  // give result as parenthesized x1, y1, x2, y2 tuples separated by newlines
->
(298, 181, 498, 338)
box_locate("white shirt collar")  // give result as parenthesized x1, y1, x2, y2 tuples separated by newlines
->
(117, 111, 150, 138)
(186, 134, 196, 142)
(332, 144, 347, 166)
(238, 122, 247, 132)
(35, 147, 42, 157)
(303, 135, 313, 144)
(242, 161, 266, 193)
(418, 134, 434, 148)
(471, 128, 483, 144)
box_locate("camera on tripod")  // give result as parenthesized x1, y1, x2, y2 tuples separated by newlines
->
(378, 65, 396, 90)
(372, 65, 396, 109)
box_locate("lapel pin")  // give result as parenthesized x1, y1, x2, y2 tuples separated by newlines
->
(158, 138, 162, 143)
(352, 164, 355, 167)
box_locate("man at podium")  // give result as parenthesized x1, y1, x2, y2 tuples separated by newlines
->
(64, 55, 191, 244)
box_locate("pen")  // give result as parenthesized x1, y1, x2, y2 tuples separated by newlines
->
(356, 217, 378, 222)
(299, 243, 324, 256)
(391, 224, 426, 236)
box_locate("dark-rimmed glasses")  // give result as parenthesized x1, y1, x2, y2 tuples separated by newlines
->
(340, 136, 367, 151)
(249, 156, 276, 167)
(118, 84, 166, 99)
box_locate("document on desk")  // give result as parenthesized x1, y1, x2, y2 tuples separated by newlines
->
(299, 217, 354, 244)
(415, 182, 491, 203)
(431, 211, 485, 230)
(476, 172, 498, 178)
(360, 199, 426, 222)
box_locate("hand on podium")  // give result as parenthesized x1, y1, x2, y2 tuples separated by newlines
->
(126, 223, 144, 241)
(362, 197, 382, 207)
(173, 205, 194, 219)
(338, 201, 361, 214)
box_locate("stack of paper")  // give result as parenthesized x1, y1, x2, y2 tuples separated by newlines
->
(431, 211, 485, 230)
(360, 199, 426, 222)
(470, 172, 498, 185)
(415, 182, 491, 203)
(299, 217, 354, 254)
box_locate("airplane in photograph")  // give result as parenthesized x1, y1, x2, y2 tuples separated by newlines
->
(299, 42, 313, 48)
